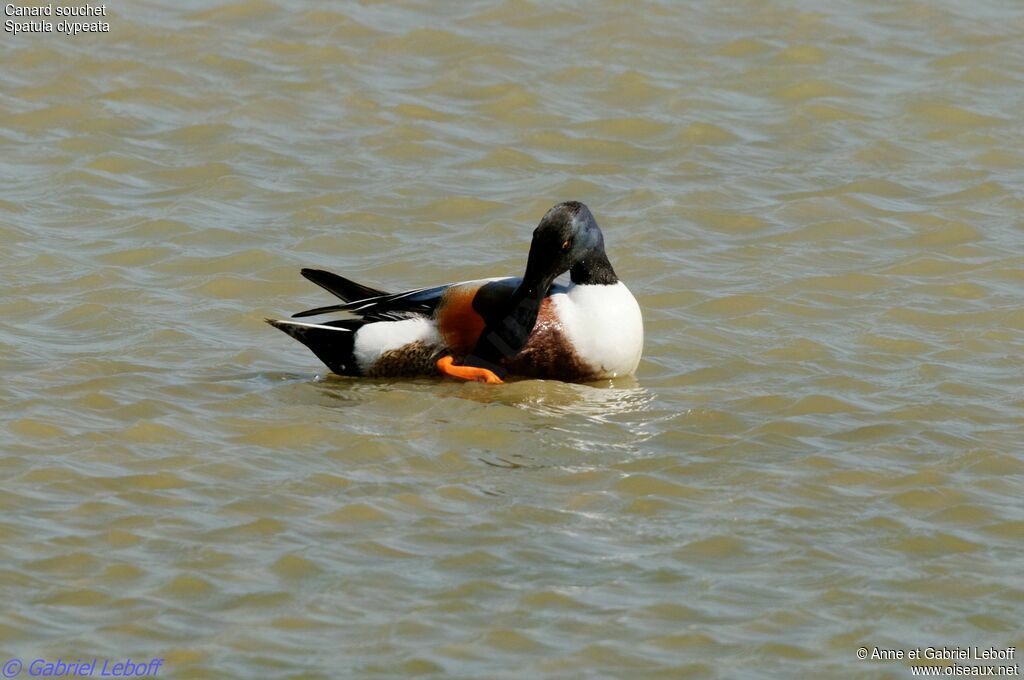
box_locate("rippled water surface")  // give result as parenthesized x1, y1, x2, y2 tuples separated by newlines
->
(3, 1, 1024, 677)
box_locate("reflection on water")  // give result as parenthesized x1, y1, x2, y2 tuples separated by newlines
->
(461, 376, 651, 416)
(2, 0, 1023, 677)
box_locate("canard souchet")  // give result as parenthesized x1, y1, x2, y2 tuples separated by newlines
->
(5, 3, 108, 16)
(269, 201, 644, 384)
(5, 2, 109, 35)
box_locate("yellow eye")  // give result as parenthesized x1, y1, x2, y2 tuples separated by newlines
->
(561, 239, 571, 250)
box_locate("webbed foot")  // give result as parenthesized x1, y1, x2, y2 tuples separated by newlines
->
(436, 355, 504, 384)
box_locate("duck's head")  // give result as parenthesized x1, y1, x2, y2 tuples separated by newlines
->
(522, 201, 617, 289)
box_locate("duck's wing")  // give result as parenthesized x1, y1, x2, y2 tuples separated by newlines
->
(300, 269, 390, 302)
(292, 276, 518, 322)
(433, 278, 570, 358)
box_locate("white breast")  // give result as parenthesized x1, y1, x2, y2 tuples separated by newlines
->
(553, 281, 644, 379)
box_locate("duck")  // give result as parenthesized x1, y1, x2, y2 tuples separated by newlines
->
(267, 201, 643, 384)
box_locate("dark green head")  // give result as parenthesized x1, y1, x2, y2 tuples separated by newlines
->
(523, 201, 618, 289)
(469, 201, 619, 371)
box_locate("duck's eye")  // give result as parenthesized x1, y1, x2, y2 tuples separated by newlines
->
(561, 239, 571, 251)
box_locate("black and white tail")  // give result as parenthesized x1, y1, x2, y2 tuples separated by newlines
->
(265, 318, 364, 376)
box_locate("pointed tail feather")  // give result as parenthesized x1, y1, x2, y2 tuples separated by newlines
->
(291, 302, 352, 318)
(301, 269, 389, 302)
(266, 318, 363, 376)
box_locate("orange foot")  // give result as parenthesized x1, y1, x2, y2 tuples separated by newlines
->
(436, 356, 504, 384)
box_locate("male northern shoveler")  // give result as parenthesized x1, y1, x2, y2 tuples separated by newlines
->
(267, 201, 643, 384)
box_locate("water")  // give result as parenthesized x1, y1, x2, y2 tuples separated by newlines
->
(2, 0, 1023, 677)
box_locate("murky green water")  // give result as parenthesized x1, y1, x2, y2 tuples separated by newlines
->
(2, 1, 1023, 677)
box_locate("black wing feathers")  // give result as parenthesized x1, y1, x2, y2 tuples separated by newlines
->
(300, 269, 389, 302)
(292, 281, 451, 321)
